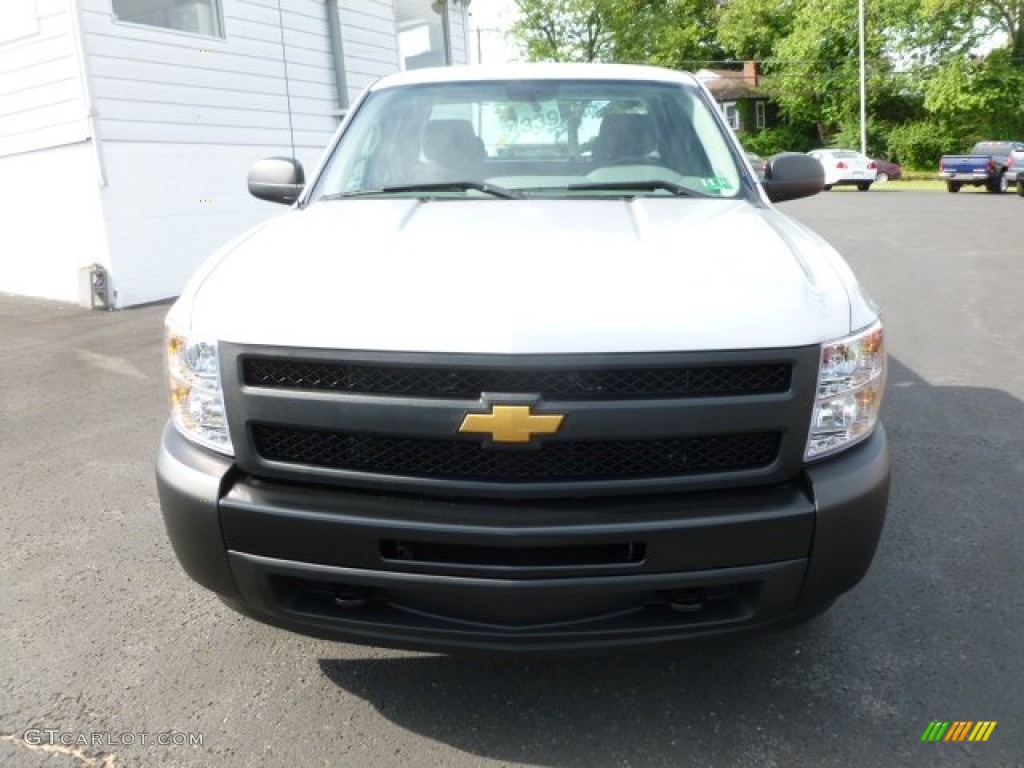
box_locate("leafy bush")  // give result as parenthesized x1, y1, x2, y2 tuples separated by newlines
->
(885, 120, 967, 169)
(741, 123, 818, 156)
(827, 121, 889, 158)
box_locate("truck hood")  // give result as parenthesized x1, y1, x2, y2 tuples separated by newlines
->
(179, 198, 860, 353)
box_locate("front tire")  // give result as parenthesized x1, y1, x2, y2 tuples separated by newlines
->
(946, 181, 961, 193)
(1017, 180, 1024, 197)
(857, 182, 872, 191)
(875, 172, 888, 183)
(823, 184, 833, 191)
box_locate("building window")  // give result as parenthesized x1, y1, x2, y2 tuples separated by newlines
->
(112, 0, 223, 38)
(397, 0, 451, 70)
(720, 101, 741, 132)
(755, 101, 766, 130)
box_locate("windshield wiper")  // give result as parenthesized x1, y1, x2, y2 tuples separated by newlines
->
(566, 180, 714, 198)
(322, 181, 524, 200)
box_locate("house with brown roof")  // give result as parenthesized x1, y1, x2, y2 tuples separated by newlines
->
(696, 61, 777, 136)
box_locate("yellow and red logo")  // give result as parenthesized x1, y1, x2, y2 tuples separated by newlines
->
(921, 721, 997, 742)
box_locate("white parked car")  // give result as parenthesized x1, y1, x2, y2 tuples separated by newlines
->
(807, 149, 878, 191)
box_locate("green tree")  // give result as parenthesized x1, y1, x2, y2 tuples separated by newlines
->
(923, 50, 1024, 138)
(716, 0, 797, 61)
(511, 0, 724, 67)
(765, 0, 913, 143)
(511, 0, 614, 62)
(716, 0, 939, 148)
(509, 0, 1024, 156)
(922, 0, 1024, 59)
(608, 0, 726, 68)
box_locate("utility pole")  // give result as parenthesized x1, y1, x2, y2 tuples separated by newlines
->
(858, 0, 867, 155)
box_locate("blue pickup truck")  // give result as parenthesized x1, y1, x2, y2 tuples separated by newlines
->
(939, 141, 1024, 193)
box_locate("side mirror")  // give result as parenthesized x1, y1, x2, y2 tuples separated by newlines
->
(762, 153, 825, 203)
(248, 157, 305, 205)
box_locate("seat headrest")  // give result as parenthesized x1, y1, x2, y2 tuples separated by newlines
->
(593, 113, 656, 162)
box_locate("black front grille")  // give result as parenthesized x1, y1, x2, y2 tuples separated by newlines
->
(251, 424, 781, 482)
(242, 358, 791, 400)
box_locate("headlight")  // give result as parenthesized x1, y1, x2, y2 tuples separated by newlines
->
(165, 327, 233, 455)
(805, 321, 885, 460)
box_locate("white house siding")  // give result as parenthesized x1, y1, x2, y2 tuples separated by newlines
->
(0, 0, 89, 157)
(0, 143, 110, 302)
(78, 0, 342, 305)
(96, 141, 316, 306)
(338, 0, 398, 104)
(0, 0, 101, 303)
(1, 0, 472, 307)
(80, 0, 339, 147)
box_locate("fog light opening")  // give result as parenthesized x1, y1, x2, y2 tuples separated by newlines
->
(332, 585, 372, 609)
(665, 588, 706, 613)
(290, 578, 375, 610)
(662, 584, 743, 614)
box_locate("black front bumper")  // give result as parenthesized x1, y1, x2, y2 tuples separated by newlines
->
(156, 424, 890, 654)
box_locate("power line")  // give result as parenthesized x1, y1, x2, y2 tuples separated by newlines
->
(275, 0, 296, 159)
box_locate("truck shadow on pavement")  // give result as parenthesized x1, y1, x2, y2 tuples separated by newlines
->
(316, 357, 1023, 766)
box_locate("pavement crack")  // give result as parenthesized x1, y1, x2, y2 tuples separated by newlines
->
(0, 732, 121, 767)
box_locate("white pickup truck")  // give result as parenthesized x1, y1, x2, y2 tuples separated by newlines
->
(156, 64, 890, 654)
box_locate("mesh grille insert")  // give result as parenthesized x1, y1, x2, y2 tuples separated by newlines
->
(242, 358, 791, 400)
(252, 425, 781, 482)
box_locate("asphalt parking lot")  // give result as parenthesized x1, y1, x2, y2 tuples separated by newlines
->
(1, 190, 1021, 768)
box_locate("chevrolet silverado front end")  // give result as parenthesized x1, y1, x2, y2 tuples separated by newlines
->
(156, 64, 890, 654)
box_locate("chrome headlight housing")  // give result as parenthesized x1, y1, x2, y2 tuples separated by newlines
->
(165, 326, 233, 455)
(805, 321, 885, 460)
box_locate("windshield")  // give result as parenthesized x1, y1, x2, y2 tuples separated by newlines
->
(311, 79, 745, 201)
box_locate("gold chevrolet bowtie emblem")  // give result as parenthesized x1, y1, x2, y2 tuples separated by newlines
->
(459, 405, 565, 443)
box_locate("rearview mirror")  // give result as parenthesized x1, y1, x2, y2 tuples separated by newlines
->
(248, 157, 305, 205)
(762, 153, 824, 203)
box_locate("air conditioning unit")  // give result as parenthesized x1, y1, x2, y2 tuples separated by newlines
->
(78, 264, 112, 310)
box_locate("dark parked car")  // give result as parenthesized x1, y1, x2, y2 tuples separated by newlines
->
(871, 158, 901, 182)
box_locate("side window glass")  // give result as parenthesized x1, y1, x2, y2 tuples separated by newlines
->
(113, 0, 223, 37)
